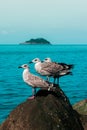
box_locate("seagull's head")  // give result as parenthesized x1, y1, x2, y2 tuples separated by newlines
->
(44, 57, 52, 62)
(18, 64, 29, 69)
(29, 58, 41, 64)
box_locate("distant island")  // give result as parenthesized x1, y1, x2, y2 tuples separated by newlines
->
(20, 38, 51, 45)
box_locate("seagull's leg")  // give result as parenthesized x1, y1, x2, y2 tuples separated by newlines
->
(53, 77, 56, 84)
(57, 77, 59, 85)
(46, 76, 50, 81)
(34, 88, 36, 96)
(28, 88, 36, 100)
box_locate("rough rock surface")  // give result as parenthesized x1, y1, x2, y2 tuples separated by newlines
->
(0, 85, 84, 130)
(73, 99, 87, 115)
(73, 99, 87, 130)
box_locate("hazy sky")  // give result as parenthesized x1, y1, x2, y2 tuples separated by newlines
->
(0, 0, 87, 44)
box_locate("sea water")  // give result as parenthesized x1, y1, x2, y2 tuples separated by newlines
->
(0, 44, 87, 123)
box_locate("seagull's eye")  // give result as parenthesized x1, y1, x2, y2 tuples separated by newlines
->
(35, 59, 37, 61)
(24, 65, 27, 67)
(45, 59, 47, 60)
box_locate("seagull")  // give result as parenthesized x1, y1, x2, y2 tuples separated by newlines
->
(29, 58, 42, 74)
(44, 57, 74, 70)
(29, 58, 52, 80)
(43, 57, 73, 83)
(29, 58, 66, 84)
(18, 64, 53, 99)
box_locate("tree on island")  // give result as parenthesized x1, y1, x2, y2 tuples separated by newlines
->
(20, 38, 51, 45)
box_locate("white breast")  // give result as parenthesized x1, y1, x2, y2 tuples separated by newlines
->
(22, 69, 29, 82)
(35, 62, 42, 73)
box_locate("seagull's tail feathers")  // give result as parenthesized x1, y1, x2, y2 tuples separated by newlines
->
(68, 71, 73, 75)
(59, 63, 74, 70)
(59, 70, 73, 77)
(68, 64, 74, 69)
(64, 71, 73, 76)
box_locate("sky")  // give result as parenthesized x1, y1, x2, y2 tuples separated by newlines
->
(0, 0, 87, 44)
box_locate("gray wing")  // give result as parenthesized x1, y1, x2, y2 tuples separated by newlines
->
(41, 62, 64, 74)
(41, 62, 52, 68)
(27, 74, 48, 88)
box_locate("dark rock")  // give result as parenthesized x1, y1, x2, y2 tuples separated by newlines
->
(80, 115, 87, 130)
(73, 99, 87, 130)
(0, 85, 83, 130)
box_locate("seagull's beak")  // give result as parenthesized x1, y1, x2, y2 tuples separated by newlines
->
(18, 66, 22, 68)
(29, 61, 33, 64)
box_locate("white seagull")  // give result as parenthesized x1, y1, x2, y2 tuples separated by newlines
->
(19, 64, 53, 99)
(43, 57, 73, 83)
(29, 58, 52, 80)
(29, 58, 66, 84)
(44, 57, 73, 70)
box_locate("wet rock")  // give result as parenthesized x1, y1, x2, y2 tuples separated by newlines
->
(0, 85, 83, 130)
(73, 99, 87, 130)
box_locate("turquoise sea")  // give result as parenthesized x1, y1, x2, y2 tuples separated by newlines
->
(0, 44, 87, 123)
